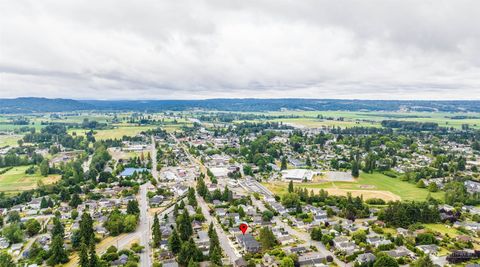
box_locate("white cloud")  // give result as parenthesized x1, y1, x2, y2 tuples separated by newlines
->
(0, 0, 479, 99)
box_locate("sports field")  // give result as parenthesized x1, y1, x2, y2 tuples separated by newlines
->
(263, 172, 444, 202)
(0, 166, 60, 193)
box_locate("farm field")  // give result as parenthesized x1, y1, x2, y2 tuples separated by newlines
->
(0, 166, 60, 193)
(263, 172, 444, 202)
(269, 117, 380, 128)
(0, 135, 22, 147)
(68, 122, 190, 140)
(69, 125, 156, 140)
(236, 110, 480, 129)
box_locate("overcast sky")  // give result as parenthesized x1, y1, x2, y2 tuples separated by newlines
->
(1, 0, 479, 100)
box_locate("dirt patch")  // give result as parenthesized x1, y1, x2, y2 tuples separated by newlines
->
(308, 187, 401, 201)
(359, 185, 376, 189)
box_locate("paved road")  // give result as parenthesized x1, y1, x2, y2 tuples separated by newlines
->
(151, 136, 159, 182)
(114, 136, 157, 267)
(138, 182, 152, 267)
(137, 136, 159, 267)
(171, 133, 240, 263)
(197, 195, 241, 264)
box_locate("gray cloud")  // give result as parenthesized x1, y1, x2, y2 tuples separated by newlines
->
(0, 0, 479, 100)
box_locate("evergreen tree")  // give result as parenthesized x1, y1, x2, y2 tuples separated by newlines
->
(188, 187, 197, 207)
(40, 159, 49, 177)
(210, 246, 222, 266)
(0, 252, 14, 267)
(48, 235, 69, 265)
(60, 189, 70, 202)
(168, 229, 181, 254)
(51, 217, 65, 238)
(288, 180, 294, 193)
(295, 202, 302, 214)
(281, 157, 287, 170)
(351, 160, 360, 178)
(196, 176, 207, 197)
(88, 244, 99, 267)
(188, 258, 198, 267)
(178, 209, 193, 241)
(69, 193, 82, 208)
(152, 213, 162, 248)
(79, 243, 89, 267)
(306, 157, 312, 167)
(208, 222, 214, 238)
(47, 198, 54, 208)
(259, 227, 277, 250)
(80, 212, 95, 246)
(178, 238, 203, 266)
(173, 204, 179, 217)
(40, 197, 48, 209)
(208, 228, 220, 259)
(127, 200, 140, 215)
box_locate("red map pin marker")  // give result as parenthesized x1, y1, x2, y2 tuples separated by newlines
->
(239, 223, 248, 235)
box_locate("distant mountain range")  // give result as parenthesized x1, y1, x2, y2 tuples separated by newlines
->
(0, 97, 479, 113)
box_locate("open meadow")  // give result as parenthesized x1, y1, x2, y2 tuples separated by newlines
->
(0, 166, 60, 193)
(234, 110, 480, 129)
(0, 135, 22, 147)
(263, 172, 444, 202)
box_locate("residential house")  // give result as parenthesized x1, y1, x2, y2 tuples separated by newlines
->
(236, 234, 261, 253)
(366, 235, 392, 248)
(385, 246, 415, 259)
(356, 253, 376, 265)
(417, 244, 439, 256)
(195, 231, 210, 252)
(298, 252, 326, 267)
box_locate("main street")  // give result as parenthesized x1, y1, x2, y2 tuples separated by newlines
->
(197, 194, 241, 264)
(171, 133, 241, 264)
(138, 182, 152, 267)
(137, 135, 160, 267)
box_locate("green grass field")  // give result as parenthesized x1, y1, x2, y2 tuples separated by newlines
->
(69, 125, 156, 140)
(233, 110, 480, 129)
(423, 223, 461, 238)
(264, 172, 443, 202)
(0, 166, 60, 193)
(0, 135, 22, 147)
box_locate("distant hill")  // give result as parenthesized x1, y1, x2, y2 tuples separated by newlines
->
(0, 97, 93, 113)
(81, 99, 480, 112)
(0, 97, 479, 113)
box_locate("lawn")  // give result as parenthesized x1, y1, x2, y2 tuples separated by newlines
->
(0, 166, 60, 193)
(424, 223, 461, 238)
(263, 172, 443, 202)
